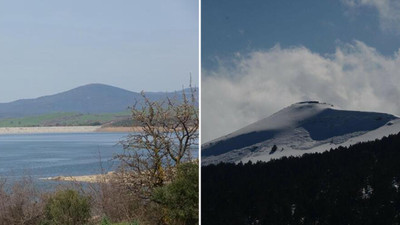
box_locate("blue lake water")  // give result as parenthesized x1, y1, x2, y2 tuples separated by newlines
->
(0, 132, 128, 181)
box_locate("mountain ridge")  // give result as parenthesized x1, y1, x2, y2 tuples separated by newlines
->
(0, 83, 195, 118)
(202, 101, 400, 165)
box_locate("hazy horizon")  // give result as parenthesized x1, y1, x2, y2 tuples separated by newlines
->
(0, 82, 197, 104)
(0, 0, 198, 102)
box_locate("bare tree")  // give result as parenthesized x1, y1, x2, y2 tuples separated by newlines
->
(116, 85, 198, 198)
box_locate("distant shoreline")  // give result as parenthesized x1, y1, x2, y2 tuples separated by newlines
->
(0, 126, 139, 135)
(40, 171, 115, 183)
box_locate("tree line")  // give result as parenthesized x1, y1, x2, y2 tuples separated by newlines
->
(202, 132, 400, 225)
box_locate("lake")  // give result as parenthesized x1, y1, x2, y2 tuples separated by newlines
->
(0, 132, 128, 182)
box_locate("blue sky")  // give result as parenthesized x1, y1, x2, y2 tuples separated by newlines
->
(0, 0, 198, 102)
(202, 0, 400, 142)
(202, 0, 400, 69)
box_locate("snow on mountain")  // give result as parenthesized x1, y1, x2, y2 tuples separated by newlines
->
(202, 101, 400, 165)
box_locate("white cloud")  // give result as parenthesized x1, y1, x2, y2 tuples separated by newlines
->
(342, 0, 400, 33)
(202, 41, 400, 143)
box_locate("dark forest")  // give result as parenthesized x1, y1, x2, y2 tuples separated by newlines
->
(202, 132, 400, 225)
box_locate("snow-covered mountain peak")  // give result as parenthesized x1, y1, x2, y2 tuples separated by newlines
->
(288, 101, 335, 110)
(291, 100, 334, 107)
(211, 101, 335, 143)
(202, 102, 400, 165)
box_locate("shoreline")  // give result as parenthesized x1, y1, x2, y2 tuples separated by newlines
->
(0, 126, 139, 135)
(40, 171, 115, 183)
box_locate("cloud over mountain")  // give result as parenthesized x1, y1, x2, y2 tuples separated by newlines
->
(202, 41, 400, 143)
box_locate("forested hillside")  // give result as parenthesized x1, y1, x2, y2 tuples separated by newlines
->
(202, 132, 400, 225)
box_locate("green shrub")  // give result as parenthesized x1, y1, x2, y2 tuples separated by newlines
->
(43, 189, 91, 225)
(99, 216, 141, 225)
(99, 217, 141, 225)
(113, 222, 140, 225)
(152, 162, 198, 225)
(101, 217, 112, 225)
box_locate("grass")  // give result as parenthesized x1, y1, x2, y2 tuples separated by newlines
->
(0, 111, 132, 127)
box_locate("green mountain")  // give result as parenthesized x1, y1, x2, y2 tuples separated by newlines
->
(0, 83, 194, 118)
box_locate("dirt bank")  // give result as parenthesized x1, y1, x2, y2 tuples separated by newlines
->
(0, 126, 140, 135)
(0, 126, 101, 134)
(40, 171, 115, 183)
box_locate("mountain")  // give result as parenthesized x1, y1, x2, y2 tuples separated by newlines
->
(202, 101, 400, 165)
(0, 84, 195, 118)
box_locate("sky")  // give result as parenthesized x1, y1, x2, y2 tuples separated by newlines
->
(0, 0, 198, 103)
(202, 0, 400, 143)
